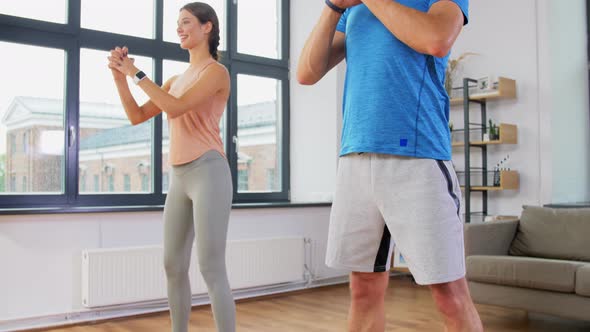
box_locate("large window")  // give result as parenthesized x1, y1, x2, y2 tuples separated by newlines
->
(81, 0, 154, 39)
(0, 1, 67, 24)
(236, 74, 283, 193)
(0, 0, 290, 210)
(78, 48, 154, 195)
(237, 0, 282, 59)
(0, 42, 66, 196)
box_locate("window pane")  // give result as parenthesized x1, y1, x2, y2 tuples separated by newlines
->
(141, 174, 149, 191)
(164, 0, 226, 50)
(237, 74, 282, 193)
(79, 48, 154, 194)
(238, 169, 248, 191)
(81, 0, 154, 39)
(0, 42, 65, 195)
(123, 174, 131, 192)
(0, 0, 67, 24)
(238, 0, 281, 59)
(162, 59, 227, 193)
(81, 174, 87, 192)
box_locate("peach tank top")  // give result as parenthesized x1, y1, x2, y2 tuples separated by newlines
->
(167, 59, 226, 165)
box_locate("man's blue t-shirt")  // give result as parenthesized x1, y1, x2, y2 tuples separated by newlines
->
(337, 0, 468, 160)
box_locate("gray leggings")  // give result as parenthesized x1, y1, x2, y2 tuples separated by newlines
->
(163, 150, 235, 332)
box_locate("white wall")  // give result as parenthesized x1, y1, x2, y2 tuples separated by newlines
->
(448, 0, 590, 216)
(290, 0, 340, 203)
(0, 0, 344, 322)
(540, 0, 590, 203)
(0, 207, 342, 320)
(449, 0, 543, 216)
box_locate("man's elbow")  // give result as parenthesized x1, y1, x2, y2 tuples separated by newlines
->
(426, 40, 452, 58)
(296, 68, 321, 85)
(425, 29, 458, 58)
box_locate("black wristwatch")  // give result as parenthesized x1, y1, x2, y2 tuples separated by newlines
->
(325, 0, 345, 14)
(133, 70, 147, 85)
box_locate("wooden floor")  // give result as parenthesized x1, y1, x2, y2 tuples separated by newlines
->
(43, 277, 590, 332)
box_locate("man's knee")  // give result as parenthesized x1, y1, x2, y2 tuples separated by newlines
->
(350, 272, 389, 302)
(429, 278, 470, 315)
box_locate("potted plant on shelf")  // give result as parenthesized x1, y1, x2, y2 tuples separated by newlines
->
(488, 119, 499, 141)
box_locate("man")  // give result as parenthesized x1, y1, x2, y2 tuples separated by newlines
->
(297, 0, 483, 331)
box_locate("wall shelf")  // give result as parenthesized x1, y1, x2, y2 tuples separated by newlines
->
(452, 123, 518, 147)
(453, 77, 518, 223)
(450, 77, 517, 106)
(460, 170, 519, 191)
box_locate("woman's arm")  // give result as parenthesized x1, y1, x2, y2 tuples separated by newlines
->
(109, 48, 229, 119)
(134, 63, 228, 119)
(111, 73, 175, 125)
(108, 48, 176, 125)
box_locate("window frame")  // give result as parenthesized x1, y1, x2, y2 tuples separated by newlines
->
(230, 61, 290, 202)
(0, 0, 291, 210)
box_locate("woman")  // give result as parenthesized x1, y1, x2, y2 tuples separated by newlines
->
(107, 3, 235, 332)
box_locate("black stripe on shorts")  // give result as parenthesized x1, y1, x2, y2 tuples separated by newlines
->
(373, 225, 391, 272)
(436, 160, 461, 217)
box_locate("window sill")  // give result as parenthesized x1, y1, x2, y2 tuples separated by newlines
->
(0, 202, 332, 215)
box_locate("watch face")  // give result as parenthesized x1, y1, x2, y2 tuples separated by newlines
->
(136, 71, 146, 79)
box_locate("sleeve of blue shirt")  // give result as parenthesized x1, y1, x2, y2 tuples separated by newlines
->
(336, 9, 350, 33)
(429, 0, 469, 25)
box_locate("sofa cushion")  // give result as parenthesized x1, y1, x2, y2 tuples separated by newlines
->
(576, 264, 590, 297)
(509, 206, 590, 261)
(466, 255, 584, 293)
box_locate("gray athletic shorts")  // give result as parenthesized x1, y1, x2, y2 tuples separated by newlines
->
(325, 153, 466, 285)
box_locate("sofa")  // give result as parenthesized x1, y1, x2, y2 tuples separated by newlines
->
(464, 205, 590, 321)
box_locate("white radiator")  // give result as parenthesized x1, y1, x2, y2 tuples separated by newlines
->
(81, 237, 305, 308)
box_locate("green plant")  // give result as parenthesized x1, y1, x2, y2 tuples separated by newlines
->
(445, 52, 478, 97)
(488, 119, 499, 140)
